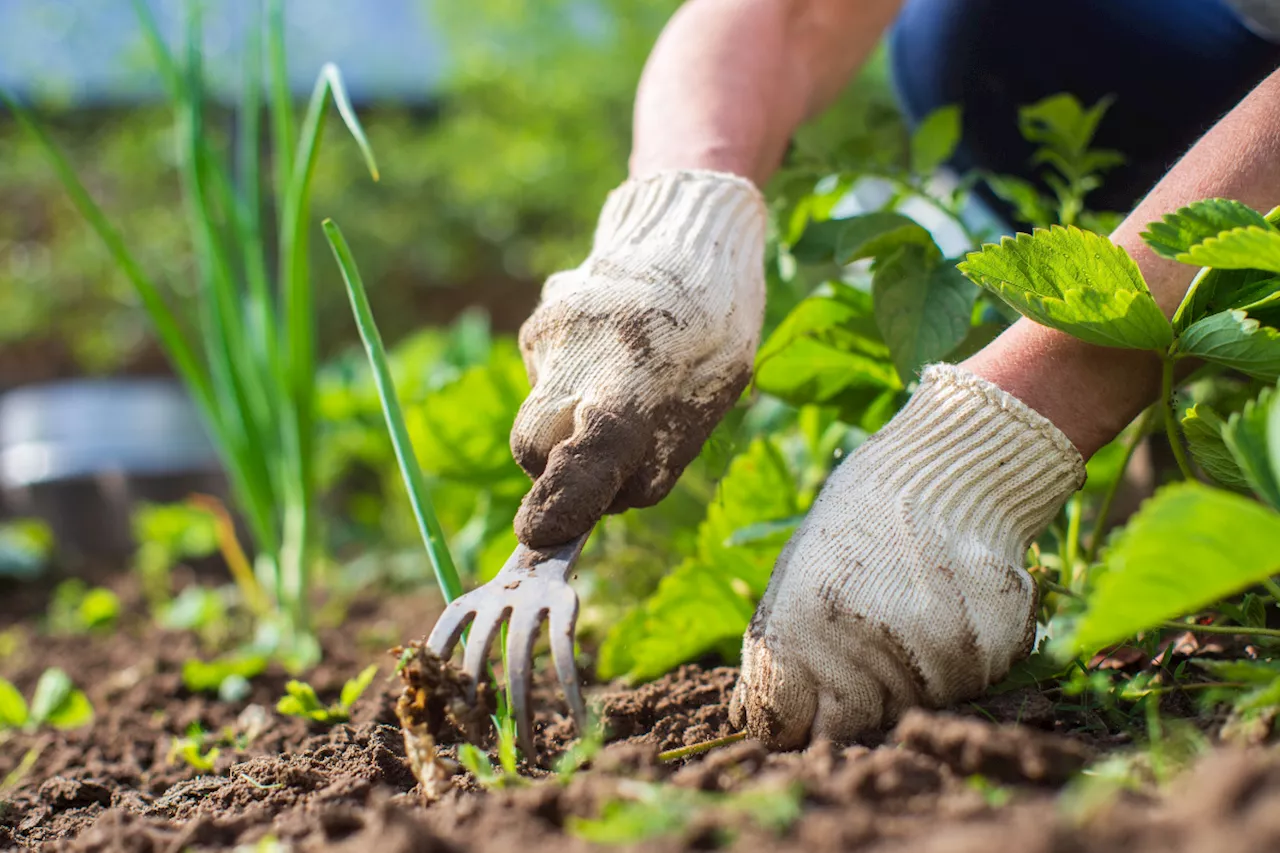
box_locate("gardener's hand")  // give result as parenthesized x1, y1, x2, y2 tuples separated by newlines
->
(730, 365, 1086, 747)
(511, 170, 766, 548)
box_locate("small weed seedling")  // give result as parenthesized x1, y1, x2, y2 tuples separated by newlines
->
(456, 714, 525, 789)
(182, 653, 268, 703)
(0, 668, 94, 733)
(46, 580, 120, 635)
(167, 723, 220, 773)
(276, 664, 378, 724)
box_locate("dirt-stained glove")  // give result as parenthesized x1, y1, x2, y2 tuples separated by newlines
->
(730, 364, 1085, 747)
(511, 170, 766, 548)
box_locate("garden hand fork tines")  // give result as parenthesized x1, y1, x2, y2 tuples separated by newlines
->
(425, 528, 592, 761)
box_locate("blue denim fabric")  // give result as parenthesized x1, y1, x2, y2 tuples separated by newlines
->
(889, 0, 1280, 212)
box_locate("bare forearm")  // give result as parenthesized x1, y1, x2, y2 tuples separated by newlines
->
(630, 0, 901, 184)
(966, 67, 1280, 458)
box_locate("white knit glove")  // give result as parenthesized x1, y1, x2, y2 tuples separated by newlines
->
(730, 364, 1085, 747)
(511, 170, 766, 547)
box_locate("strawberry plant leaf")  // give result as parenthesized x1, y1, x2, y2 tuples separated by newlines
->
(1060, 482, 1280, 657)
(1173, 266, 1280, 334)
(789, 218, 843, 264)
(872, 247, 977, 381)
(598, 438, 804, 681)
(1181, 405, 1249, 490)
(1141, 199, 1271, 260)
(0, 678, 28, 729)
(1175, 310, 1280, 382)
(339, 664, 379, 710)
(279, 680, 325, 715)
(910, 105, 962, 175)
(958, 226, 1172, 350)
(833, 212, 939, 266)
(754, 283, 902, 427)
(983, 173, 1053, 228)
(1222, 388, 1280, 509)
(182, 654, 268, 694)
(1177, 227, 1280, 273)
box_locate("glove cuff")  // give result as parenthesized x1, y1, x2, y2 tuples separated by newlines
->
(590, 169, 767, 284)
(864, 364, 1086, 560)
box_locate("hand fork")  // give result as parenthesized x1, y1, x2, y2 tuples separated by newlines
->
(425, 528, 592, 762)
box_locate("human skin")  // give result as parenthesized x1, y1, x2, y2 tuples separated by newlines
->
(629, 0, 1280, 458)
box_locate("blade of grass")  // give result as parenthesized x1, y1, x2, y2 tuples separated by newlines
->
(322, 219, 463, 603)
(275, 64, 381, 623)
(266, 0, 294, 217)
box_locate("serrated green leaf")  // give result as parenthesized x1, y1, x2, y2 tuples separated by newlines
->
(0, 678, 28, 729)
(1223, 388, 1280, 509)
(1176, 310, 1280, 382)
(1060, 483, 1280, 656)
(754, 284, 901, 425)
(1182, 405, 1249, 490)
(833, 212, 939, 265)
(910, 105, 962, 175)
(958, 226, 1172, 349)
(872, 247, 978, 381)
(1173, 266, 1280, 333)
(43, 688, 94, 730)
(339, 664, 379, 710)
(1177, 226, 1280, 272)
(1141, 199, 1271, 260)
(28, 668, 74, 726)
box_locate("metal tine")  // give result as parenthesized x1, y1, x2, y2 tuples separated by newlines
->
(548, 596, 587, 728)
(505, 606, 548, 764)
(425, 599, 477, 660)
(461, 604, 510, 701)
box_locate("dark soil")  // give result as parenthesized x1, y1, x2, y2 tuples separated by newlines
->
(4, 582, 1280, 852)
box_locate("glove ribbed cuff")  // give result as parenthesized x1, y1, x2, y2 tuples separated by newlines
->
(589, 170, 767, 286)
(862, 364, 1086, 562)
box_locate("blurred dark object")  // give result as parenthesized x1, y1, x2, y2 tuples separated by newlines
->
(0, 379, 226, 558)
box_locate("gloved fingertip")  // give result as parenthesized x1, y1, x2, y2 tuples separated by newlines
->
(738, 639, 816, 750)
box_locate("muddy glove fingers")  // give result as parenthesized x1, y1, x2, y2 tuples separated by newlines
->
(732, 365, 1086, 748)
(509, 170, 766, 547)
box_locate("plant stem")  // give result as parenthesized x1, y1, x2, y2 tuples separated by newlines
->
(1084, 407, 1155, 567)
(1063, 493, 1083, 589)
(1159, 620, 1280, 639)
(1160, 356, 1196, 481)
(657, 731, 747, 762)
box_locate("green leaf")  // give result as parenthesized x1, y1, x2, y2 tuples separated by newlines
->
(1182, 405, 1249, 490)
(1019, 94, 1114, 159)
(1173, 266, 1280, 333)
(43, 688, 94, 730)
(983, 173, 1054, 228)
(1175, 310, 1280, 382)
(0, 678, 28, 729)
(281, 680, 325, 714)
(1060, 482, 1280, 656)
(598, 438, 803, 681)
(872, 248, 978, 381)
(910, 105, 962, 175)
(1177, 226, 1280, 273)
(182, 654, 268, 694)
(958, 227, 1172, 350)
(754, 283, 901, 425)
(28, 668, 74, 726)
(324, 219, 462, 605)
(1271, 386, 1280, 498)
(1222, 388, 1280, 509)
(789, 218, 843, 264)
(339, 664, 379, 710)
(834, 212, 939, 266)
(1141, 199, 1271, 260)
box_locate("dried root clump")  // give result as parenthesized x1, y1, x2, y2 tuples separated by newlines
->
(391, 640, 495, 802)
